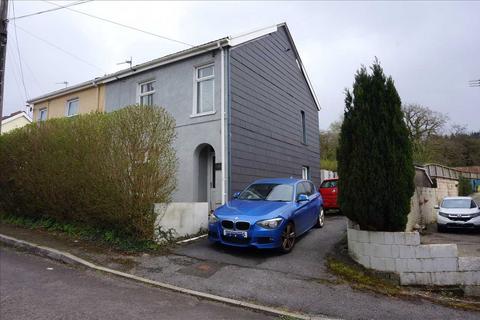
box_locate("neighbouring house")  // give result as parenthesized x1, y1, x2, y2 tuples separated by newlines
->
(27, 23, 321, 212)
(30, 82, 105, 121)
(1, 110, 32, 134)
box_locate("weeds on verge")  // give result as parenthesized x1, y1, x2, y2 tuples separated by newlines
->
(0, 213, 163, 253)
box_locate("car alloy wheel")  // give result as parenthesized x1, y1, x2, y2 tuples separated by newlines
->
(315, 207, 325, 228)
(280, 222, 295, 253)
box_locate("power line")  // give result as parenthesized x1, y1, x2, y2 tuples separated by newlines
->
(8, 35, 44, 93)
(15, 24, 106, 73)
(11, 1, 29, 100)
(6, 44, 26, 103)
(10, 0, 93, 21)
(43, 0, 194, 47)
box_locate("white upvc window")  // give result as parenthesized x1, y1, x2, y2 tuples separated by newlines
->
(302, 166, 310, 180)
(194, 64, 214, 115)
(66, 99, 79, 117)
(138, 80, 155, 106)
(38, 108, 47, 121)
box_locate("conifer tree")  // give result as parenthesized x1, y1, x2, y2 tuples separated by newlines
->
(338, 60, 414, 231)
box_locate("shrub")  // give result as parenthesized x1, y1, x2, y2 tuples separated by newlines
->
(0, 105, 176, 240)
(458, 176, 472, 196)
(337, 61, 414, 231)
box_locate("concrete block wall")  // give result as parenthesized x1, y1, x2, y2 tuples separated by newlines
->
(347, 221, 480, 286)
(406, 178, 459, 232)
(435, 177, 458, 202)
(406, 186, 447, 232)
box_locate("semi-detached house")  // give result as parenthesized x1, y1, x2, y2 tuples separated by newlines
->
(28, 23, 321, 211)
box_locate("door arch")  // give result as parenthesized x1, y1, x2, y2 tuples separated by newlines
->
(194, 143, 219, 211)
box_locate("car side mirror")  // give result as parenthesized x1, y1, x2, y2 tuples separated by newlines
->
(434, 205, 440, 210)
(297, 194, 309, 202)
(233, 192, 240, 199)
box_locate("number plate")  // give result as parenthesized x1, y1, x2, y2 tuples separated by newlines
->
(223, 229, 248, 238)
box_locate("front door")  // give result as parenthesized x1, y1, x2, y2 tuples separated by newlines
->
(207, 152, 222, 212)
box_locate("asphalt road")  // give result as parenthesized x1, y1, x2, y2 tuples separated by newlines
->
(0, 247, 274, 320)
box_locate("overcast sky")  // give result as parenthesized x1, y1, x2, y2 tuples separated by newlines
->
(4, 1, 480, 131)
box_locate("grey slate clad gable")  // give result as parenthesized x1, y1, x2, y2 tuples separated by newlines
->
(229, 26, 321, 194)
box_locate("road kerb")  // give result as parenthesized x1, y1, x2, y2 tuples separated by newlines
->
(0, 233, 338, 320)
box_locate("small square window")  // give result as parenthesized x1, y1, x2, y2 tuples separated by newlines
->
(138, 80, 155, 106)
(38, 108, 47, 121)
(198, 65, 214, 78)
(67, 99, 79, 117)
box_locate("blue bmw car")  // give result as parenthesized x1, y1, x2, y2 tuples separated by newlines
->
(208, 178, 324, 253)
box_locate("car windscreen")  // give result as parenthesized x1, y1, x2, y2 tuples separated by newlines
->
(238, 183, 293, 202)
(320, 180, 337, 188)
(441, 199, 476, 209)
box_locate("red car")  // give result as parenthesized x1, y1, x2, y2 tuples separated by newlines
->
(319, 178, 339, 211)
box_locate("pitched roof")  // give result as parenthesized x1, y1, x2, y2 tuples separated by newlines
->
(454, 166, 480, 174)
(27, 23, 320, 110)
(1, 110, 32, 123)
(1, 110, 23, 121)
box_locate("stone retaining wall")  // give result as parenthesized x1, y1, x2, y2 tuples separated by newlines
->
(347, 221, 480, 286)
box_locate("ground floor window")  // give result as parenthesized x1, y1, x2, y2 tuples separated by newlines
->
(302, 166, 310, 180)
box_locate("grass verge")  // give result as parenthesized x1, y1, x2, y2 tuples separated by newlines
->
(0, 213, 165, 253)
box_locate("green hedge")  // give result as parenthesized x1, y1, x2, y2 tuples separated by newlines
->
(0, 105, 176, 241)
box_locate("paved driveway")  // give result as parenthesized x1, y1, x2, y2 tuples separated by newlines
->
(174, 215, 347, 280)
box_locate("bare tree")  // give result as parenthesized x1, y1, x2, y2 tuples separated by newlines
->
(402, 104, 449, 164)
(402, 103, 448, 142)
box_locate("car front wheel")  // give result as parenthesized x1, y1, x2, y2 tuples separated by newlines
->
(279, 222, 296, 253)
(315, 207, 325, 228)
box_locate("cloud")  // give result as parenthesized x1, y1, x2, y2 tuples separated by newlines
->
(3, 1, 479, 132)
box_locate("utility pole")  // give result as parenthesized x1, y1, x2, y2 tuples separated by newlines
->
(0, 0, 8, 133)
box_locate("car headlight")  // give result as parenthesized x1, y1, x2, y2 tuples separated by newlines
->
(209, 214, 219, 224)
(256, 217, 283, 229)
(438, 212, 449, 218)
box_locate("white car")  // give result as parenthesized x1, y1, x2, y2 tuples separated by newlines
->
(435, 196, 480, 232)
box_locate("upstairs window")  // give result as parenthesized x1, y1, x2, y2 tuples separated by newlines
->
(195, 64, 214, 114)
(301, 111, 307, 144)
(138, 80, 155, 106)
(66, 99, 79, 117)
(38, 108, 47, 121)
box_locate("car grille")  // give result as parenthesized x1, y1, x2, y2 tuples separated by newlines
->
(448, 216, 473, 222)
(221, 220, 250, 231)
(221, 235, 250, 245)
(235, 221, 250, 231)
(221, 220, 234, 229)
(446, 223, 475, 228)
